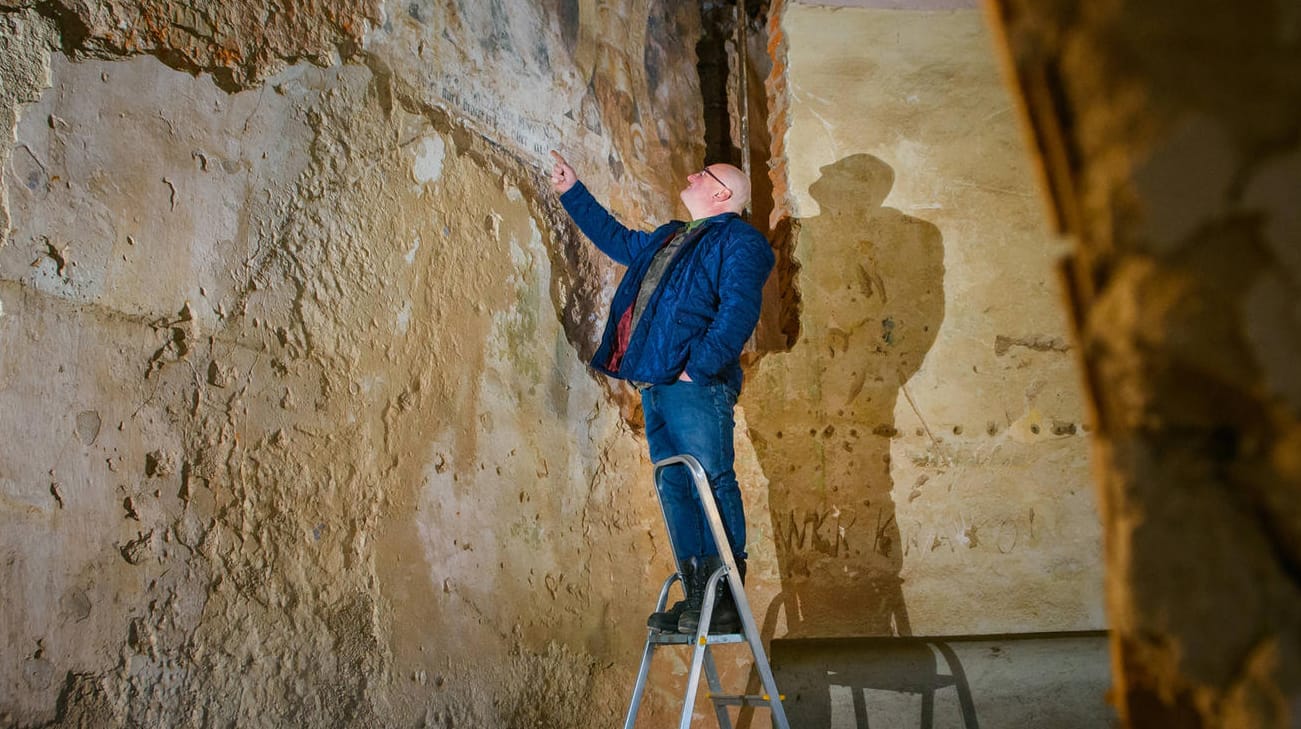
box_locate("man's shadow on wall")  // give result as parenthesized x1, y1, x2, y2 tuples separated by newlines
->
(741, 154, 955, 727)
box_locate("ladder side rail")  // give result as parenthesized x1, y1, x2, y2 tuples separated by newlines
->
(623, 634, 658, 729)
(678, 578, 722, 729)
(729, 591, 791, 729)
(624, 573, 685, 729)
(702, 644, 735, 729)
(658, 454, 793, 729)
(653, 455, 745, 594)
(652, 460, 688, 577)
(654, 572, 682, 612)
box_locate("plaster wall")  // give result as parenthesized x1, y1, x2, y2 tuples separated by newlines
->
(744, 4, 1103, 638)
(0, 2, 706, 726)
(1, 1, 1112, 726)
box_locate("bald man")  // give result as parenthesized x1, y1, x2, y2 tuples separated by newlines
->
(550, 152, 774, 634)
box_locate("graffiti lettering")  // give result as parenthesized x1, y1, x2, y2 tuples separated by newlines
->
(773, 507, 857, 558)
(901, 510, 1039, 558)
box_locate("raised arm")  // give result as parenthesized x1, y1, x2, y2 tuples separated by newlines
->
(549, 150, 578, 194)
(550, 150, 658, 266)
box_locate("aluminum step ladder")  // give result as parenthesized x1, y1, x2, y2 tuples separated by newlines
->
(623, 454, 791, 729)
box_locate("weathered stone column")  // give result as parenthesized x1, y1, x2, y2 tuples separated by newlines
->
(987, 1, 1301, 725)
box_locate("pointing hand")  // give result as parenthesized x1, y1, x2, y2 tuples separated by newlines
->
(550, 150, 578, 194)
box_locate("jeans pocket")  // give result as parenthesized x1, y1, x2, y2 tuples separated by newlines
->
(708, 380, 739, 408)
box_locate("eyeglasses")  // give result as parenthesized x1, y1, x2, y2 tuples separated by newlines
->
(700, 167, 732, 195)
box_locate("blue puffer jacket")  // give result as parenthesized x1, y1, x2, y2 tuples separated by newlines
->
(560, 181, 775, 393)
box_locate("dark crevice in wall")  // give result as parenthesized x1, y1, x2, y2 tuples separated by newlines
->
(699, 1, 741, 167)
(741, 0, 801, 355)
(698, 0, 800, 357)
(33, 1, 90, 55)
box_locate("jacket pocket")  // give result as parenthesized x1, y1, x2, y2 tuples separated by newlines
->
(671, 303, 715, 369)
(675, 303, 716, 328)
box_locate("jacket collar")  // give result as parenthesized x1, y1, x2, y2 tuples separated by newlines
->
(675, 211, 738, 229)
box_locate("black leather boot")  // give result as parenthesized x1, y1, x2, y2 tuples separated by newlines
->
(678, 556, 746, 634)
(647, 557, 703, 631)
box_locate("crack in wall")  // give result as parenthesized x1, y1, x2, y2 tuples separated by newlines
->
(0, 2, 706, 724)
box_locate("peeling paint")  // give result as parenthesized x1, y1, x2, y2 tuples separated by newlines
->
(411, 134, 446, 183)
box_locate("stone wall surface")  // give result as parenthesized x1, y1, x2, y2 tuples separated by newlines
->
(0, 0, 381, 89)
(1, 0, 1111, 727)
(0, 1, 705, 727)
(989, 0, 1301, 725)
(744, 5, 1101, 639)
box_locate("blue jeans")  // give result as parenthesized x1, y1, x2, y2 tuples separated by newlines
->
(641, 380, 747, 563)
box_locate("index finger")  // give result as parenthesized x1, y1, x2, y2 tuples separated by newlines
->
(550, 150, 568, 166)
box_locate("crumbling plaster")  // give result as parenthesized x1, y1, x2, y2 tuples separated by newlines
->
(0, 0, 382, 89)
(989, 0, 1301, 725)
(2, 0, 1116, 727)
(1, 1, 707, 726)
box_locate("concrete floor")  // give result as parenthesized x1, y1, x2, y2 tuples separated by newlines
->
(760, 632, 1115, 728)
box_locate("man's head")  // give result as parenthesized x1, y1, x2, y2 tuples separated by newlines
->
(680, 163, 751, 220)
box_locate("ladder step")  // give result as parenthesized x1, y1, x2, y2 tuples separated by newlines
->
(707, 692, 787, 707)
(647, 631, 746, 645)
